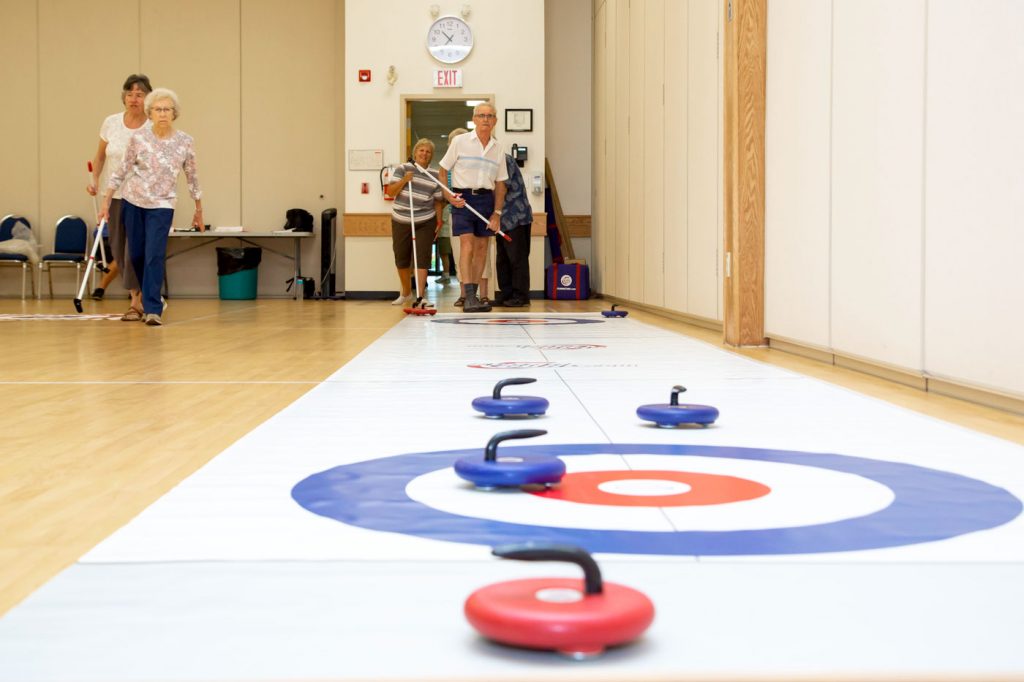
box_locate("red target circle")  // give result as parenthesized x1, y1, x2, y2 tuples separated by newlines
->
(530, 470, 771, 507)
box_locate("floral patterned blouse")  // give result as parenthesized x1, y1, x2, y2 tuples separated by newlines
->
(108, 128, 202, 210)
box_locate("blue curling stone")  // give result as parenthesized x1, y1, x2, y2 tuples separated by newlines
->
(636, 403, 719, 428)
(601, 304, 628, 318)
(455, 453, 566, 489)
(472, 395, 549, 418)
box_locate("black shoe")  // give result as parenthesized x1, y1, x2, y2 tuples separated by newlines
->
(504, 297, 527, 307)
(90, 287, 105, 300)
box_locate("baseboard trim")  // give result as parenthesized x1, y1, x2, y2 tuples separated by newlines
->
(926, 378, 1024, 416)
(834, 353, 928, 391)
(766, 336, 1023, 416)
(766, 337, 833, 364)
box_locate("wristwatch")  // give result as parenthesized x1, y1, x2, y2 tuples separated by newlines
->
(494, 210, 503, 216)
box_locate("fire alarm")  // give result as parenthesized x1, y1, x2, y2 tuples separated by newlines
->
(358, 69, 371, 83)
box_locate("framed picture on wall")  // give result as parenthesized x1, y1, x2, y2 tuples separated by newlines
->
(505, 108, 533, 132)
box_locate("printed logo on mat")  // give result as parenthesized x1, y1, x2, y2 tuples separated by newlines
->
(468, 361, 637, 369)
(292, 443, 1023, 556)
(431, 317, 604, 325)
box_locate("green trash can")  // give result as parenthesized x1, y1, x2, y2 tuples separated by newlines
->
(216, 247, 262, 300)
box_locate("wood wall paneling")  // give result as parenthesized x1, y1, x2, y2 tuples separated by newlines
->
(830, 0, 924, 370)
(564, 215, 592, 238)
(642, 0, 666, 308)
(722, 0, 766, 345)
(342, 214, 390, 236)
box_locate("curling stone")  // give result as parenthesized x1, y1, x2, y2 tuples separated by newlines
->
(454, 429, 564, 490)
(601, 304, 628, 318)
(403, 297, 437, 316)
(636, 385, 719, 428)
(465, 543, 655, 659)
(471, 377, 549, 418)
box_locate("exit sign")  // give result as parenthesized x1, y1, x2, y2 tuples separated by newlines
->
(433, 69, 463, 88)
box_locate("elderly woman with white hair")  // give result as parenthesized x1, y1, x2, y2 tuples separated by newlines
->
(386, 137, 444, 309)
(99, 87, 203, 326)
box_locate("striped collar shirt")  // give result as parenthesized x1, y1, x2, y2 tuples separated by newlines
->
(390, 163, 443, 224)
(438, 131, 509, 189)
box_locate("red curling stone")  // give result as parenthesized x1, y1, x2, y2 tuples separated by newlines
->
(464, 544, 654, 659)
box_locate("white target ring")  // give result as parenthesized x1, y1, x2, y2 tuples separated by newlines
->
(405, 453, 895, 532)
(292, 442, 1023, 556)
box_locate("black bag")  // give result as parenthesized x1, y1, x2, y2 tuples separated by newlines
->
(216, 247, 262, 276)
(283, 208, 313, 232)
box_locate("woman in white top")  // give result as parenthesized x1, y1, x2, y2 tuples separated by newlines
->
(86, 74, 152, 317)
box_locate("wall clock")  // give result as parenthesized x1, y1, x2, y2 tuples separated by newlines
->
(427, 16, 473, 64)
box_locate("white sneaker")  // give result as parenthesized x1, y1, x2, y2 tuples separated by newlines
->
(391, 293, 413, 306)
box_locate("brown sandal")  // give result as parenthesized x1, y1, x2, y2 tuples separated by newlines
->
(120, 307, 143, 322)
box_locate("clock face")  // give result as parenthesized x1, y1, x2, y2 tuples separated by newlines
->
(427, 16, 473, 64)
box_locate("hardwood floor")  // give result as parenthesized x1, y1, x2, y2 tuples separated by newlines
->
(2, 288, 1022, 617)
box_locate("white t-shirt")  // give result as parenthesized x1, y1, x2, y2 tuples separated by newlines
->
(438, 131, 509, 189)
(99, 113, 151, 200)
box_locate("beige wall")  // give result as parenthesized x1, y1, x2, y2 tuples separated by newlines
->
(545, 0, 591, 215)
(0, 0, 40, 244)
(0, 0, 344, 298)
(592, 0, 722, 318)
(546, 0, 593, 266)
(765, 0, 1024, 398)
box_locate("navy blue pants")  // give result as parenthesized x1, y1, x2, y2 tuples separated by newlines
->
(122, 200, 173, 315)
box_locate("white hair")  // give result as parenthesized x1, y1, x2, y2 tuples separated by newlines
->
(472, 102, 495, 117)
(144, 88, 181, 120)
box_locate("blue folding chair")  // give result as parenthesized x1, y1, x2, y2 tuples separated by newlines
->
(39, 215, 88, 298)
(0, 214, 36, 299)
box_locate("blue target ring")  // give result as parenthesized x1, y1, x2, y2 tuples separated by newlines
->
(291, 443, 1022, 556)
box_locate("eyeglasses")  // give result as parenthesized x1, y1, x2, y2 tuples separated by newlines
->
(152, 107, 174, 114)
(474, 113, 496, 119)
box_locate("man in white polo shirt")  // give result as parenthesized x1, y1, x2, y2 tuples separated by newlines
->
(438, 102, 508, 313)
